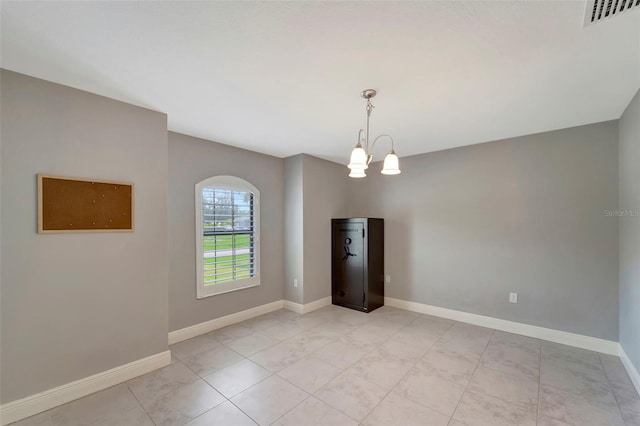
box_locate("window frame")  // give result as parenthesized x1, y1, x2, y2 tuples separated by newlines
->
(195, 175, 260, 299)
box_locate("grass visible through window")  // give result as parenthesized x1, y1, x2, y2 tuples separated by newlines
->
(203, 234, 253, 285)
(203, 234, 250, 251)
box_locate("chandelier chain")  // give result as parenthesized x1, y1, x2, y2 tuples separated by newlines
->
(365, 99, 375, 151)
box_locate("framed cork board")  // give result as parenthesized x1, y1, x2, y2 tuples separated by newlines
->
(38, 174, 133, 233)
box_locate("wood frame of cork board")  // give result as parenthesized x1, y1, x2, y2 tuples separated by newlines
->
(38, 174, 134, 233)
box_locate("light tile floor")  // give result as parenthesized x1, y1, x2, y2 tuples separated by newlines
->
(12, 305, 640, 426)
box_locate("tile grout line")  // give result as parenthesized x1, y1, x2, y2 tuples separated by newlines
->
(180, 404, 221, 426)
(183, 311, 301, 425)
(30, 308, 447, 425)
(437, 319, 463, 426)
(597, 353, 628, 424)
(29, 308, 532, 426)
(267, 316, 353, 424)
(220, 315, 298, 359)
(199, 344, 277, 425)
(211, 348, 271, 426)
(174, 338, 267, 426)
(536, 337, 542, 426)
(222, 394, 261, 426)
(351, 314, 458, 423)
(124, 383, 157, 426)
(350, 315, 426, 423)
(46, 309, 457, 426)
(218, 309, 361, 425)
(266, 370, 324, 425)
(258, 308, 395, 424)
(456, 332, 543, 424)
(272, 309, 411, 423)
(448, 328, 496, 424)
(30, 306, 621, 426)
(274, 314, 384, 424)
(168, 357, 227, 425)
(169, 333, 227, 365)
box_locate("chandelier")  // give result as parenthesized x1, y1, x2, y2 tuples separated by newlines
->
(347, 89, 401, 178)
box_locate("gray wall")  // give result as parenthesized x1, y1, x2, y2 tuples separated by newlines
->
(168, 132, 284, 332)
(350, 121, 619, 340)
(284, 155, 304, 304)
(302, 155, 350, 304)
(282, 154, 350, 305)
(0, 70, 169, 403)
(0, 68, 629, 407)
(619, 89, 640, 369)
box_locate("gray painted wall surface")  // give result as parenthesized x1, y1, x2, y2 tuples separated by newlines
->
(284, 155, 304, 304)
(168, 132, 284, 331)
(0, 70, 169, 403)
(302, 155, 350, 304)
(350, 121, 619, 340)
(619, 89, 640, 370)
(0, 69, 629, 406)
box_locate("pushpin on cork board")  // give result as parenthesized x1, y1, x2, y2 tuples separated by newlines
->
(37, 174, 133, 233)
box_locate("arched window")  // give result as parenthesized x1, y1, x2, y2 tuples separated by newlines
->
(195, 176, 260, 298)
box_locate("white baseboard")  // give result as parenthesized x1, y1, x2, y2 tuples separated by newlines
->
(169, 297, 331, 345)
(0, 351, 170, 426)
(619, 345, 640, 395)
(6, 296, 624, 425)
(283, 300, 304, 314)
(284, 296, 332, 314)
(385, 297, 619, 356)
(303, 296, 332, 313)
(168, 300, 284, 345)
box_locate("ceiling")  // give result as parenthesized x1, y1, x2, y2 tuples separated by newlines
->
(2, 1, 639, 163)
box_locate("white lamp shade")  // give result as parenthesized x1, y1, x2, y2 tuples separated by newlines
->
(348, 144, 368, 170)
(348, 168, 367, 178)
(381, 151, 401, 175)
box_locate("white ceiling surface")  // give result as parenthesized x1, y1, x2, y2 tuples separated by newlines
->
(2, 1, 639, 163)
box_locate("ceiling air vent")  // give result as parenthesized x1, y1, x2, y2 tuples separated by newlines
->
(584, 0, 639, 26)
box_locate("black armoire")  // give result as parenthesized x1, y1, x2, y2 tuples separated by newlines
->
(331, 218, 384, 312)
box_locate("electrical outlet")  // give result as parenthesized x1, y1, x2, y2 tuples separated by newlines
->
(509, 292, 518, 303)
(385, 275, 391, 284)
(294, 279, 298, 288)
